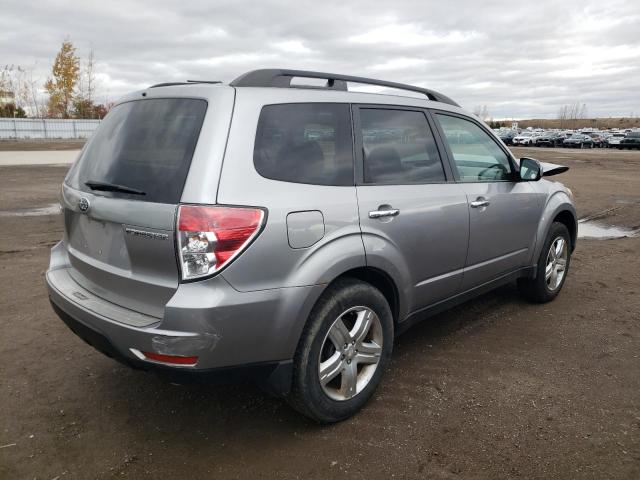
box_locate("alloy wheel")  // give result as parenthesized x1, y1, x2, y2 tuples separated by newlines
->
(545, 236, 568, 291)
(318, 306, 383, 401)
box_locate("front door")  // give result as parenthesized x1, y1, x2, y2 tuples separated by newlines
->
(432, 112, 542, 290)
(354, 106, 469, 313)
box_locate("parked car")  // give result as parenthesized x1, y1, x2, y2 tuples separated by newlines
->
(563, 133, 594, 148)
(46, 69, 577, 423)
(606, 133, 627, 148)
(586, 132, 605, 147)
(535, 132, 561, 148)
(619, 132, 640, 149)
(512, 132, 536, 145)
(498, 130, 516, 145)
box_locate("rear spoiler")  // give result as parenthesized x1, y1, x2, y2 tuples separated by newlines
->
(540, 161, 569, 177)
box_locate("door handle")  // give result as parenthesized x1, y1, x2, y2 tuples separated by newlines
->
(470, 199, 490, 208)
(369, 208, 400, 219)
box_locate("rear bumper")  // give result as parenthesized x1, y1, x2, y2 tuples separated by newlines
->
(49, 299, 292, 393)
(46, 242, 324, 391)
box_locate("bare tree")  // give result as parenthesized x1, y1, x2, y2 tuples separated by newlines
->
(0, 64, 35, 116)
(557, 105, 568, 129)
(557, 101, 588, 129)
(85, 49, 97, 111)
(473, 105, 490, 122)
(24, 66, 44, 117)
(74, 48, 100, 118)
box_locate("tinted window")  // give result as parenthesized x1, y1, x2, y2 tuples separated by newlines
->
(70, 98, 207, 203)
(360, 109, 445, 184)
(435, 114, 513, 182)
(253, 104, 353, 186)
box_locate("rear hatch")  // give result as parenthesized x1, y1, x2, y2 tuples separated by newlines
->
(61, 97, 208, 318)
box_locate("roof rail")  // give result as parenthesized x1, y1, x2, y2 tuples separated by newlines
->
(186, 80, 222, 84)
(229, 69, 459, 107)
(149, 80, 221, 88)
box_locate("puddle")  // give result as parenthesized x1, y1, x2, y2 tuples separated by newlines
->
(0, 203, 61, 217)
(578, 220, 638, 239)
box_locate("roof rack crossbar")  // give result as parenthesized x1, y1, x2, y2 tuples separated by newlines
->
(229, 69, 459, 107)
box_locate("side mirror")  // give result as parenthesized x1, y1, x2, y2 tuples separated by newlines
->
(519, 157, 542, 181)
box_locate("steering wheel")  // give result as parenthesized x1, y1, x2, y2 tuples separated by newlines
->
(478, 163, 508, 180)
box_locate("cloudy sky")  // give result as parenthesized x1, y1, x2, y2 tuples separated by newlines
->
(3, 0, 640, 118)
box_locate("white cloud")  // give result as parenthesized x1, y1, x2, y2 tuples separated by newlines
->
(272, 40, 313, 54)
(371, 57, 429, 70)
(0, 0, 639, 118)
(349, 24, 480, 47)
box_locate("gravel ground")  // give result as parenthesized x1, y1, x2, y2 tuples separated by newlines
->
(0, 147, 638, 479)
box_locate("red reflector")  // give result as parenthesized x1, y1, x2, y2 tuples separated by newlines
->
(142, 351, 198, 365)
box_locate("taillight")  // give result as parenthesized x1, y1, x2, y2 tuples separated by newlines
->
(177, 205, 265, 280)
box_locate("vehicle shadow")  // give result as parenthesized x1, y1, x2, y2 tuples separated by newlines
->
(91, 283, 526, 438)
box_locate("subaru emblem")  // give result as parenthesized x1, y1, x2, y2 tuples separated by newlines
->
(78, 197, 90, 213)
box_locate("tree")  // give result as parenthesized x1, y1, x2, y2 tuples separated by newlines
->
(44, 40, 80, 118)
(0, 65, 39, 116)
(92, 103, 110, 119)
(473, 105, 490, 122)
(23, 66, 44, 117)
(0, 103, 26, 118)
(74, 48, 99, 118)
(557, 101, 587, 129)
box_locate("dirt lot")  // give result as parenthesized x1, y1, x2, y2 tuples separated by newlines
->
(0, 140, 86, 151)
(0, 147, 638, 479)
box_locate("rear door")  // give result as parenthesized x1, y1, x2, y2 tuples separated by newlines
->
(432, 111, 542, 290)
(61, 97, 208, 318)
(354, 105, 469, 312)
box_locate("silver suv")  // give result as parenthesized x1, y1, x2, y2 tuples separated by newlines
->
(47, 69, 576, 422)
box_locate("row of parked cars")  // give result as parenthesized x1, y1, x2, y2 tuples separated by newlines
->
(496, 129, 640, 149)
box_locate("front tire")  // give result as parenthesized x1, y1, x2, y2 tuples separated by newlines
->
(287, 278, 394, 423)
(518, 222, 571, 303)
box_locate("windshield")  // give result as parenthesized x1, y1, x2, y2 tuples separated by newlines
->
(67, 98, 207, 204)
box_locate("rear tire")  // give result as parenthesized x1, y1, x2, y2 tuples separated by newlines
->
(287, 278, 394, 423)
(518, 222, 571, 303)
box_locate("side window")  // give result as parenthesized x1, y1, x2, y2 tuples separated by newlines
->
(359, 109, 445, 184)
(435, 114, 513, 182)
(253, 103, 353, 186)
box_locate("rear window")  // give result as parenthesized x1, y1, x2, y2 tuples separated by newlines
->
(69, 98, 207, 204)
(253, 103, 354, 186)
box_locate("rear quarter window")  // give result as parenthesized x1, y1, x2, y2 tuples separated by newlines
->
(253, 103, 354, 186)
(68, 98, 207, 204)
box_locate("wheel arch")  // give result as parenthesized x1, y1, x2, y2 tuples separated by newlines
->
(330, 266, 401, 325)
(289, 265, 403, 356)
(531, 191, 577, 264)
(553, 209, 577, 251)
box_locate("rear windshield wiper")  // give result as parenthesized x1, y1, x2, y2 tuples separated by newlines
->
(85, 180, 146, 196)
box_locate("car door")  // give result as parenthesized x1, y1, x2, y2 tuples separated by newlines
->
(432, 111, 543, 290)
(354, 105, 469, 313)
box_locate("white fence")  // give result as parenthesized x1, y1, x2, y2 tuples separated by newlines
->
(0, 118, 101, 139)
